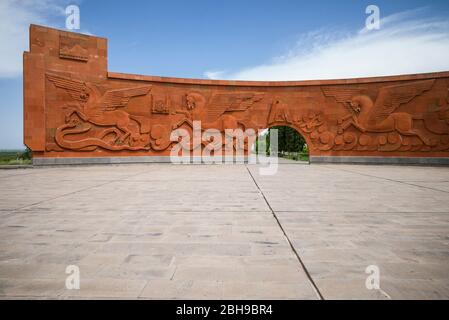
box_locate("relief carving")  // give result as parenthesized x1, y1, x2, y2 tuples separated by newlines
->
(168, 92, 264, 152)
(152, 94, 171, 114)
(175, 92, 264, 131)
(204, 92, 264, 130)
(59, 34, 89, 62)
(320, 80, 449, 152)
(45, 72, 449, 155)
(47, 73, 152, 151)
(268, 99, 292, 124)
(323, 80, 434, 140)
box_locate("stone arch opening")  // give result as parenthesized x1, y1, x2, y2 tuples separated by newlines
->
(252, 124, 310, 162)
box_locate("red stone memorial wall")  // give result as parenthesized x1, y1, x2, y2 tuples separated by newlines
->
(24, 25, 449, 164)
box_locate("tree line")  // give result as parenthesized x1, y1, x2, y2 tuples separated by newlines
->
(255, 126, 306, 155)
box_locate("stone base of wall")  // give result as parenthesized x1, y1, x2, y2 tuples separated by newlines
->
(310, 156, 449, 165)
(33, 156, 449, 166)
(33, 156, 251, 165)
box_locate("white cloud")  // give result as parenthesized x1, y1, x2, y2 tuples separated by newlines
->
(0, 1, 59, 77)
(203, 70, 226, 80)
(205, 8, 449, 81)
(0, 0, 91, 78)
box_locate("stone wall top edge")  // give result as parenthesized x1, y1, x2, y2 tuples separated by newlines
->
(29, 24, 107, 40)
(107, 71, 449, 87)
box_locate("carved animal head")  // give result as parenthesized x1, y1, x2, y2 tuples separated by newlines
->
(80, 88, 90, 100)
(186, 95, 195, 110)
(350, 95, 373, 114)
(84, 83, 102, 102)
(185, 92, 205, 110)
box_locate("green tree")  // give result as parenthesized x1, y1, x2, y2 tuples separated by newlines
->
(267, 126, 305, 156)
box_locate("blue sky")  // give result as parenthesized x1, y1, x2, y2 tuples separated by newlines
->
(1, 0, 449, 149)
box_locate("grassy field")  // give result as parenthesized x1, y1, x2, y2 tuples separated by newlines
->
(0, 150, 32, 165)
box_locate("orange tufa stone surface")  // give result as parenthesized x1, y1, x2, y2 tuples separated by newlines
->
(24, 25, 449, 164)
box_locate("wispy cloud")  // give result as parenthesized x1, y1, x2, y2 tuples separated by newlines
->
(205, 8, 449, 81)
(203, 70, 226, 79)
(0, 0, 90, 78)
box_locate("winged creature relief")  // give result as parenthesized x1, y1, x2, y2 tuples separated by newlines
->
(169, 91, 265, 152)
(322, 80, 436, 145)
(47, 73, 152, 150)
(175, 91, 264, 131)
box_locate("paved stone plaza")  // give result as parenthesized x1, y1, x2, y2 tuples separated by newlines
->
(0, 162, 449, 299)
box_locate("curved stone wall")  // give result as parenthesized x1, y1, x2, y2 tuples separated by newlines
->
(24, 25, 449, 164)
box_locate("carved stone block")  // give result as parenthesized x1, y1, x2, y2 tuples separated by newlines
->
(59, 34, 89, 62)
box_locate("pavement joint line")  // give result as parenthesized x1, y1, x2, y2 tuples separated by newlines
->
(9, 169, 152, 213)
(137, 279, 151, 298)
(244, 165, 324, 300)
(323, 165, 449, 194)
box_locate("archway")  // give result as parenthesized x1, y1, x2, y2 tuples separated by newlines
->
(252, 125, 309, 163)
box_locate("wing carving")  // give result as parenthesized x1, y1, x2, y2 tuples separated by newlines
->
(205, 92, 264, 123)
(321, 87, 362, 114)
(372, 79, 435, 121)
(46, 73, 88, 102)
(100, 86, 152, 111)
(321, 87, 362, 104)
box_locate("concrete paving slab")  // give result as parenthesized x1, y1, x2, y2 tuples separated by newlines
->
(1, 163, 449, 299)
